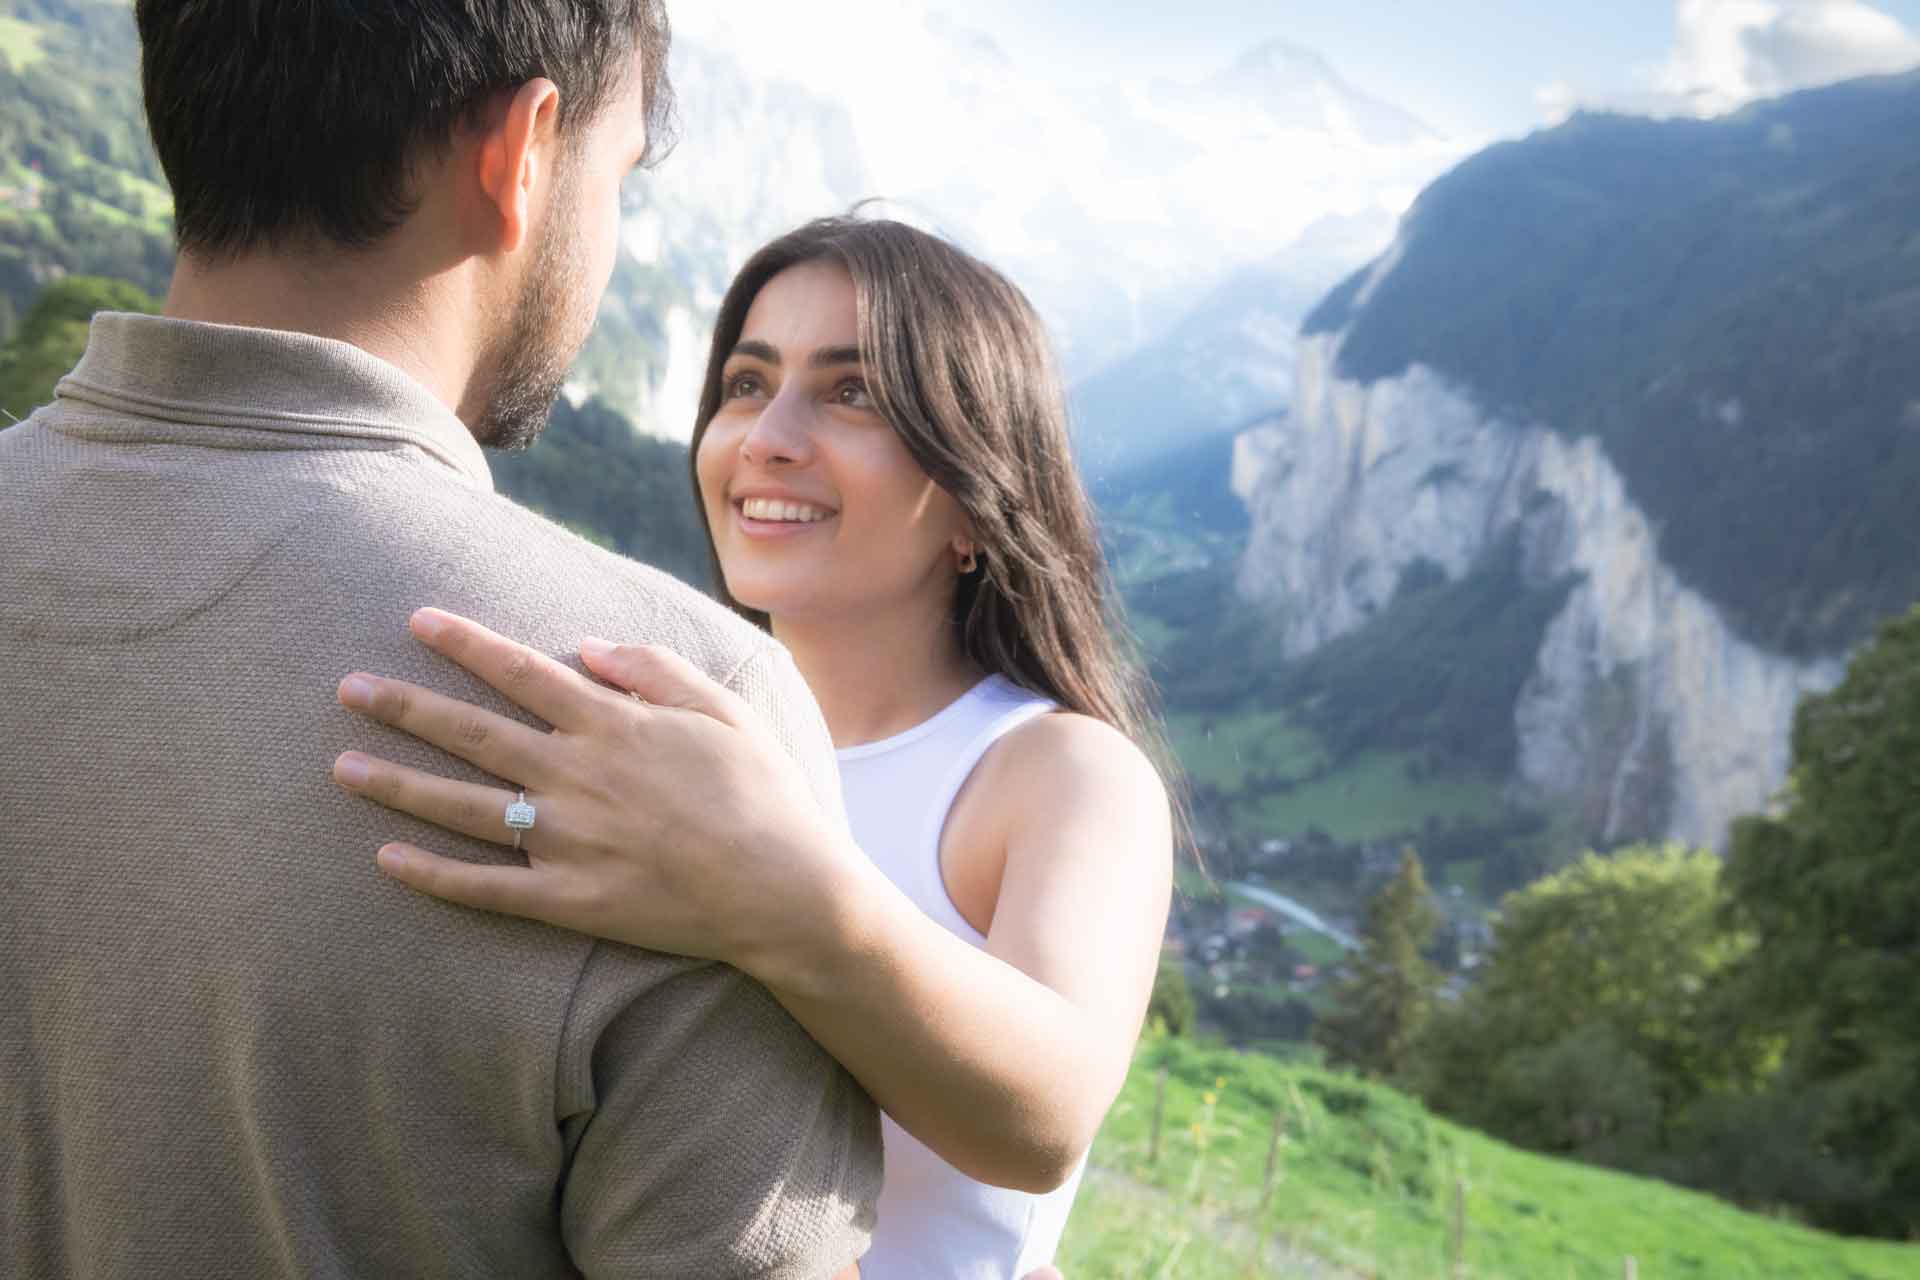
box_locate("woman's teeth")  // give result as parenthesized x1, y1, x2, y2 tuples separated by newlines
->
(741, 498, 832, 523)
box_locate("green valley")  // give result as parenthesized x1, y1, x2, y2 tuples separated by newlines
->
(1170, 711, 1501, 846)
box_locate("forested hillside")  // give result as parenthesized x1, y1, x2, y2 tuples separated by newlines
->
(0, 271, 153, 418)
(491, 398, 708, 586)
(0, 0, 171, 336)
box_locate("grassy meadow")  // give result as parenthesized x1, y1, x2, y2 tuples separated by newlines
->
(1169, 710, 1503, 845)
(1058, 1037, 1920, 1279)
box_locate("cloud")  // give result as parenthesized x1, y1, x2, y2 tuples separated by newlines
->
(1663, 0, 1920, 111)
(1539, 0, 1920, 122)
(1736, 0, 1920, 86)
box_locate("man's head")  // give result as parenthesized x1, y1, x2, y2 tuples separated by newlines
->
(136, 1, 674, 447)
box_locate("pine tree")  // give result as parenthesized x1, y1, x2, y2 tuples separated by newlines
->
(1313, 847, 1438, 1080)
(1146, 952, 1196, 1037)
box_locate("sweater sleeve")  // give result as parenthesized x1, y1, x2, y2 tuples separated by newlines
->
(553, 636, 877, 1277)
(556, 947, 881, 1278)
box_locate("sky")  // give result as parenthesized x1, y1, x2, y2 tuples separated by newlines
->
(679, 0, 1920, 141)
(955, 0, 1680, 135)
(643, 0, 1920, 392)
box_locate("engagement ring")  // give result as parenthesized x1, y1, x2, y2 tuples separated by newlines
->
(504, 790, 536, 851)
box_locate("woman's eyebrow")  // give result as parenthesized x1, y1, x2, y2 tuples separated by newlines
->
(807, 345, 864, 369)
(729, 339, 781, 364)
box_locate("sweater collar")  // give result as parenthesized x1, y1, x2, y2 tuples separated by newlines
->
(55, 312, 494, 490)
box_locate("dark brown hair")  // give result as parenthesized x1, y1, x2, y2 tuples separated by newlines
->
(137, 0, 677, 257)
(690, 215, 1190, 845)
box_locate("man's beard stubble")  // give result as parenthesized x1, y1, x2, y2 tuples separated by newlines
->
(472, 164, 593, 452)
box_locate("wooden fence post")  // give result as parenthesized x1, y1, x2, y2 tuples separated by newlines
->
(1247, 1105, 1288, 1278)
(1450, 1177, 1468, 1279)
(1148, 1065, 1168, 1166)
(1259, 1106, 1285, 1213)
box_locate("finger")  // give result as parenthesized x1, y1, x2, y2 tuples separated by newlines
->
(338, 673, 549, 784)
(410, 607, 598, 730)
(376, 842, 573, 926)
(579, 638, 753, 730)
(333, 751, 533, 846)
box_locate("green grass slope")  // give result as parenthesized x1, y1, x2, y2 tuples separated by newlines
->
(1062, 1038, 1920, 1279)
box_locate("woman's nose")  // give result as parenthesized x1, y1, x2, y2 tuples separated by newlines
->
(739, 393, 814, 468)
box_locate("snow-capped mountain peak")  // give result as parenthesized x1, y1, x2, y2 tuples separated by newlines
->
(1213, 38, 1439, 145)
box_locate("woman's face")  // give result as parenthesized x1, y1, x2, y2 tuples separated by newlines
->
(695, 261, 972, 626)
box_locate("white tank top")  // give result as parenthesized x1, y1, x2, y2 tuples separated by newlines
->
(836, 674, 1087, 1280)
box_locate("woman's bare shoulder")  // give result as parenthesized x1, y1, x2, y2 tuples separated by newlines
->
(982, 710, 1169, 823)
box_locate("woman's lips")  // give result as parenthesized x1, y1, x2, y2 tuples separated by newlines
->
(733, 497, 837, 539)
(739, 496, 834, 523)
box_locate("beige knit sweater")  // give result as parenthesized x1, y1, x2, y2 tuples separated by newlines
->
(0, 314, 880, 1279)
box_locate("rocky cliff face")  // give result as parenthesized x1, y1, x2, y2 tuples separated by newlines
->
(1234, 326, 1847, 848)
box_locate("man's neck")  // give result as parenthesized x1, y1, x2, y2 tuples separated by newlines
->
(163, 241, 483, 424)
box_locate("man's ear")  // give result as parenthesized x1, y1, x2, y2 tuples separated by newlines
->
(476, 78, 563, 255)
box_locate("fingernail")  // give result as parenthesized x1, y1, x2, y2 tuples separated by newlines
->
(411, 608, 446, 641)
(376, 845, 410, 874)
(334, 753, 371, 787)
(339, 674, 376, 709)
(581, 637, 615, 660)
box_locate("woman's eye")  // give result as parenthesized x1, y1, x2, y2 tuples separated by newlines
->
(723, 372, 767, 400)
(833, 379, 874, 409)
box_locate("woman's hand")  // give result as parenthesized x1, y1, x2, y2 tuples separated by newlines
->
(330, 607, 854, 970)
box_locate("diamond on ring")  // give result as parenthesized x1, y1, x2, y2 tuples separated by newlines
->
(505, 791, 536, 851)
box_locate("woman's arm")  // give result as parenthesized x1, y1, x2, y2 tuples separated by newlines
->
(334, 610, 1172, 1192)
(756, 711, 1172, 1191)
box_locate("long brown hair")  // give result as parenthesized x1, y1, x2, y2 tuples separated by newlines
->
(689, 215, 1189, 841)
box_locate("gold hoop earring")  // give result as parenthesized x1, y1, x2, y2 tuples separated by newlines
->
(957, 546, 978, 575)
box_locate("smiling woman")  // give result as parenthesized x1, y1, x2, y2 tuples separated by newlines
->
(695, 259, 972, 628)
(334, 215, 1178, 1280)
